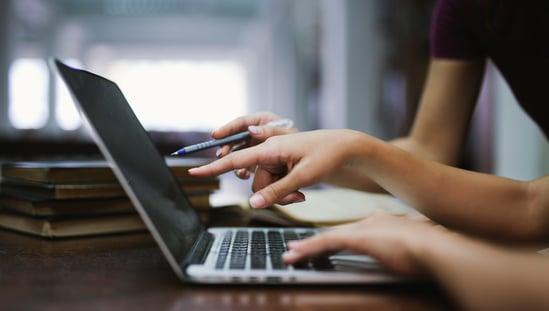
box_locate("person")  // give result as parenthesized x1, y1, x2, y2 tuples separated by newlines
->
(189, 0, 549, 309)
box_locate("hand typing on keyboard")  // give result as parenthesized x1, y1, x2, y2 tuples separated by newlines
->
(214, 228, 335, 271)
(283, 211, 440, 278)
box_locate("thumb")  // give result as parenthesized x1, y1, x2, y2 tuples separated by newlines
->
(248, 171, 306, 208)
(249, 190, 305, 209)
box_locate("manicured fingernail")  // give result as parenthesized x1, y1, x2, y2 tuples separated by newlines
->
(249, 193, 266, 209)
(248, 125, 263, 135)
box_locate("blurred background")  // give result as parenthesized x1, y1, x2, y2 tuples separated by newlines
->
(0, 0, 546, 180)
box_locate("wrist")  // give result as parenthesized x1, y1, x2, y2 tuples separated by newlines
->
(407, 224, 457, 277)
(338, 130, 379, 165)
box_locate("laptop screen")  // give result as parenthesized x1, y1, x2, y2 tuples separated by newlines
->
(54, 59, 204, 269)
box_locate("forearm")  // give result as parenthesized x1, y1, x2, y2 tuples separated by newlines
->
(347, 133, 544, 240)
(416, 231, 549, 311)
(321, 136, 435, 194)
(322, 167, 387, 193)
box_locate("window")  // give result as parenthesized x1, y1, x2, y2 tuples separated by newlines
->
(8, 57, 248, 133)
(105, 59, 247, 131)
(9, 58, 49, 129)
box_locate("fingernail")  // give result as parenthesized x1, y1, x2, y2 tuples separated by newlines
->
(215, 148, 222, 158)
(248, 125, 263, 135)
(249, 193, 266, 209)
(234, 168, 250, 179)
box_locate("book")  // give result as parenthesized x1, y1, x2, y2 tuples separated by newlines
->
(0, 178, 219, 200)
(0, 157, 215, 183)
(251, 187, 417, 227)
(0, 209, 147, 238)
(0, 194, 212, 217)
(0, 159, 218, 239)
(0, 208, 211, 239)
(0, 195, 135, 216)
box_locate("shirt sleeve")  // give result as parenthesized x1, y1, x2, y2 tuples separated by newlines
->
(430, 0, 484, 59)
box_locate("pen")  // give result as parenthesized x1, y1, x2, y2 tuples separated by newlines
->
(170, 119, 294, 156)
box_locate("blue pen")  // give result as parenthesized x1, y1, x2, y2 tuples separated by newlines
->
(170, 119, 293, 156)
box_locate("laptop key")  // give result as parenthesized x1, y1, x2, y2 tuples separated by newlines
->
(267, 230, 288, 270)
(215, 231, 233, 269)
(250, 231, 267, 269)
(251, 254, 267, 269)
(229, 231, 249, 269)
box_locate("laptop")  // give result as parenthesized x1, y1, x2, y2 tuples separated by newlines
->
(52, 58, 402, 284)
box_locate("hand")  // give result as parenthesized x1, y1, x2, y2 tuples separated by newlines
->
(213, 112, 298, 156)
(284, 211, 444, 277)
(189, 129, 369, 208)
(212, 112, 298, 179)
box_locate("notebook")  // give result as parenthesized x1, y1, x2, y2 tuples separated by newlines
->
(52, 58, 403, 284)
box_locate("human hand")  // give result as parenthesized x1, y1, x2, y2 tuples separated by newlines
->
(213, 112, 298, 156)
(283, 211, 444, 277)
(189, 129, 367, 208)
(212, 112, 298, 180)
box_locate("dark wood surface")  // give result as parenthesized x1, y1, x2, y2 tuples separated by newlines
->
(0, 212, 456, 311)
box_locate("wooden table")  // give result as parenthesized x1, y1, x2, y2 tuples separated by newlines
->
(0, 211, 456, 310)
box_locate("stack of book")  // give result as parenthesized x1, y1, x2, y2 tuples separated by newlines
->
(0, 158, 218, 238)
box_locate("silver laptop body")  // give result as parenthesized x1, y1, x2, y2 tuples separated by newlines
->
(53, 59, 401, 284)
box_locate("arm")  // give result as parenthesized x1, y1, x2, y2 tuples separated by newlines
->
(189, 129, 549, 241)
(283, 211, 549, 311)
(323, 58, 486, 192)
(217, 59, 485, 192)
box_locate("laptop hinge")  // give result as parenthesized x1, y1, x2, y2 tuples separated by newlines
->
(185, 230, 214, 267)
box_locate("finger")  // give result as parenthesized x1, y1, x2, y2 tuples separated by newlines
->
(234, 168, 251, 180)
(216, 145, 232, 158)
(188, 147, 262, 177)
(248, 158, 318, 208)
(252, 166, 280, 193)
(248, 190, 305, 209)
(247, 120, 297, 140)
(252, 165, 303, 203)
(213, 114, 282, 156)
(283, 230, 351, 264)
(211, 112, 279, 139)
(276, 191, 305, 205)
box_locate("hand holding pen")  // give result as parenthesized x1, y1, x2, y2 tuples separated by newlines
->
(171, 117, 296, 156)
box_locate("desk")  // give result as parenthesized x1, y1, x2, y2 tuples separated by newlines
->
(0, 211, 456, 310)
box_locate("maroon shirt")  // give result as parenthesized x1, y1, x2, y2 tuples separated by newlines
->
(431, 0, 549, 140)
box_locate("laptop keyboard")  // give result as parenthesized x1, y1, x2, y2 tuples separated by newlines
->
(215, 229, 334, 271)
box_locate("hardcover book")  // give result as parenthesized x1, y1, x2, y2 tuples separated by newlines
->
(1, 157, 215, 183)
(0, 194, 212, 217)
(0, 178, 219, 200)
(0, 209, 147, 238)
(0, 207, 210, 239)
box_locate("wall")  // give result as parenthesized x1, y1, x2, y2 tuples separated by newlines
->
(318, 0, 387, 138)
(493, 69, 549, 180)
